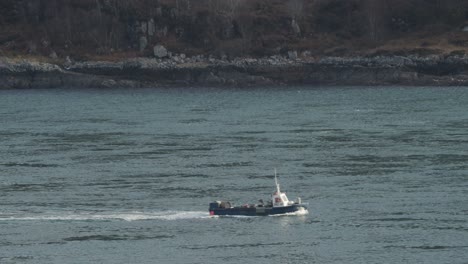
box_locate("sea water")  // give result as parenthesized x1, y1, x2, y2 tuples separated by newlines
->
(0, 86, 467, 263)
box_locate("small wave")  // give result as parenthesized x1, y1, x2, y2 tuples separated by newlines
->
(0, 211, 210, 222)
(1, 162, 59, 168)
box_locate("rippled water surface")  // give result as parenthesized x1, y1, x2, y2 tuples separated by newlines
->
(0, 86, 467, 263)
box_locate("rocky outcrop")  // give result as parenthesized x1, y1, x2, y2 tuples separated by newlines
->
(2, 54, 468, 89)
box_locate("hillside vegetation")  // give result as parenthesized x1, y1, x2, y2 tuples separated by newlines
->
(1, 0, 468, 60)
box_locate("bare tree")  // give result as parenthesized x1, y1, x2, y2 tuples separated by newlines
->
(176, 0, 192, 12)
(207, 0, 221, 13)
(287, 0, 304, 20)
(207, 0, 244, 20)
(364, 0, 386, 41)
(287, 0, 306, 36)
(207, 0, 246, 40)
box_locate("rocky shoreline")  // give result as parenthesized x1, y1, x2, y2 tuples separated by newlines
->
(2, 54, 468, 89)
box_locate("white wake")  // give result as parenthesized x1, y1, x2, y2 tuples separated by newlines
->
(0, 211, 210, 222)
(270, 208, 309, 217)
(1, 208, 309, 221)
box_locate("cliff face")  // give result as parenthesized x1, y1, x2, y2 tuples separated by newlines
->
(2, 55, 468, 89)
(1, 0, 468, 60)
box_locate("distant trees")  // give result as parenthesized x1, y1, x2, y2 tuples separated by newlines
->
(0, 0, 22, 25)
(1, 0, 468, 57)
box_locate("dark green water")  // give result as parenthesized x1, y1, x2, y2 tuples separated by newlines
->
(0, 86, 467, 263)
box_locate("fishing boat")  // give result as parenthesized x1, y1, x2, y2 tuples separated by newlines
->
(209, 170, 308, 216)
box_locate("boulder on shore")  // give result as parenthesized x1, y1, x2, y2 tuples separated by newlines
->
(154, 45, 168, 58)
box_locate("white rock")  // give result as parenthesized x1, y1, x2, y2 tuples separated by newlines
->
(139, 36, 148, 52)
(153, 45, 168, 58)
(141, 21, 147, 34)
(288, 51, 298, 60)
(148, 18, 155, 36)
(291, 18, 301, 36)
(49, 51, 58, 59)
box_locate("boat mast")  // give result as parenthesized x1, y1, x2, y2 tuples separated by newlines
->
(274, 168, 281, 193)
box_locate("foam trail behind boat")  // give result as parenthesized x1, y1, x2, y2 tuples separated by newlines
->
(0, 211, 210, 222)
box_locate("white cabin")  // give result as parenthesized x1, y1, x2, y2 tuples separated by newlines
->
(271, 169, 294, 207)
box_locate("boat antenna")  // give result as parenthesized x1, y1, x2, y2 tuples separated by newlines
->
(274, 168, 281, 193)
